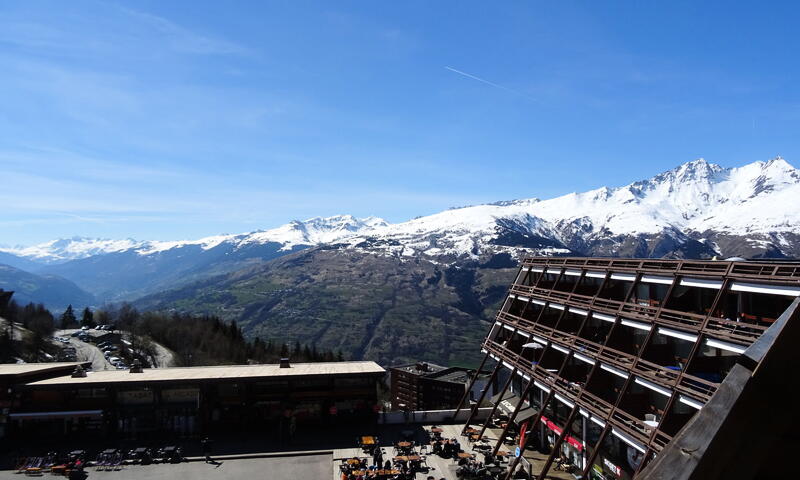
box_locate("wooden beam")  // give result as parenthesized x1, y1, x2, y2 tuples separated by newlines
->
(461, 357, 502, 435)
(453, 349, 490, 419)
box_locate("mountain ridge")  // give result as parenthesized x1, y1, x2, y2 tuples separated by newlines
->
(1, 157, 797, 307)
(4, 156, 797, 266)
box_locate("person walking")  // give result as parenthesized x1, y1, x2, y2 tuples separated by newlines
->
(201, 437, 213, 463)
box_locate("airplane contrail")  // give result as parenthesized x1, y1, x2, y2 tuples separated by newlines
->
(444, 66, 537, 102)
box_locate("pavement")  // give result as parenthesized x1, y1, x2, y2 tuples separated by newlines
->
(0, 454, 332, 480)
(0, 421, 576, 480)
(332, 423, 576, 480)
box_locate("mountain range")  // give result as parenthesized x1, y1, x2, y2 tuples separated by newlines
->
(2, 157, 798, 365)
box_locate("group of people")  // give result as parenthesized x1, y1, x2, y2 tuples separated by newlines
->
(339, 448, 424, 480)
(430, 437, 462, 458)
(455, 456, 498, 479)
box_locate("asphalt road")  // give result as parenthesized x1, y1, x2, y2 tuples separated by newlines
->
(55, 329, 115, 371)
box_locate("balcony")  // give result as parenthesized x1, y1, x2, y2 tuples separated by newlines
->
(496, 311, 719, 402)
(482, 340, 678, 455)
(508, 283, 764, 345)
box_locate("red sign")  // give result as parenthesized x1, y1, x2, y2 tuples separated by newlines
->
(329, 406, 338, 415)
(519, 421, 529, 448)
(539, 415, 584, 452)
(566, 436, 584, 452)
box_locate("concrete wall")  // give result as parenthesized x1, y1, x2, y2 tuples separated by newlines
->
(378, 407, 493, 425)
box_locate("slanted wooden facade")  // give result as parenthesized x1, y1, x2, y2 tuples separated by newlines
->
(459, 257, 800, 480)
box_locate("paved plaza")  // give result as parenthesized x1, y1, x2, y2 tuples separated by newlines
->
(0, 454, 331, 480)
(0, 422, 576, 480)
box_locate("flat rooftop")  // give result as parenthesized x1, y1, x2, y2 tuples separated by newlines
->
(25, 361, 385, 387)
(0, 362, 88, 379)
(391, 362, 448, 376)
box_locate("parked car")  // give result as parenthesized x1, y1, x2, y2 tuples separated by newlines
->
(81, 326, 90, 331)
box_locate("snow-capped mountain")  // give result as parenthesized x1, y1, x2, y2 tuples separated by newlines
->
(7, 157, 797, 266)
(340, 156, 800, 260)
(128, 157, 800, 366)
(0, 237, 146, 264)
(3, 157, 799, 304)
(1, 215, 389, 264)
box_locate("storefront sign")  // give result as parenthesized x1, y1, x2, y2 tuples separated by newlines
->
(566, 436, 584, 452)
(604, 458, 622, 477)
(540, 415, 584, 452)
(117, 389, 154, 405)
(161, 389, 199, 404)
(499, 399, 517, 414)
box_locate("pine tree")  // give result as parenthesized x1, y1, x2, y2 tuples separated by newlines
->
(80, 307, 94, 327)
(60, 304, 77, 329)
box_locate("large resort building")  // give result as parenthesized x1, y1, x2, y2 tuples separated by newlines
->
(458, 257, 800, 480)
(0, 360, 384, 443)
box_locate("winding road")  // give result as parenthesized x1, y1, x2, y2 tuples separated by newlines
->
(56, 329, 115, 371)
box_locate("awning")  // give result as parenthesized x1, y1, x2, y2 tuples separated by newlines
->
(514, 407, 538, 424)
(496, 395, 524, 416)
(9, 410, 103, 420)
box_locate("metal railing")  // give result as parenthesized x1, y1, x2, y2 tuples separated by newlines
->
(495, 311, 719, 402)
(508, 283, 764, 345)
(522, 257, 800, 282)
(482, 339, 679, 454)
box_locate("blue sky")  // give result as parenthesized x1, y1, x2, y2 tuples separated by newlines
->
(2, 1, 799, 245)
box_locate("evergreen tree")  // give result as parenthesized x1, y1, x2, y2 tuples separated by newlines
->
(80, 307, 95, 328)
(95, 309, 112, 327)
(60, 304, 77, 329)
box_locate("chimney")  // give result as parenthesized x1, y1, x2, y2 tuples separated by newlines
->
(280, 358, 291, 368)
(71, 365, 87, 378)
(130, 359, 143, 373)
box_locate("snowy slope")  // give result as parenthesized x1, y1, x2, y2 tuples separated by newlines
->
(339, 156, 800, 259)
(526, 156, 799, 235)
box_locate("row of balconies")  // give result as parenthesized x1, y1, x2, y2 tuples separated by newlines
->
(482, 340, 675, 455)
(496, 311, 719, 401)
(508, 283, 766, 346)
(521, 257, 800, 282)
